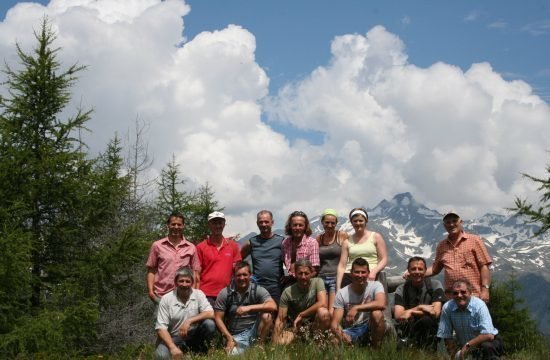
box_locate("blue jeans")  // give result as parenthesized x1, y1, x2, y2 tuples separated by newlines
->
(343, 323, 370, 344)
(155, 319, 216, 359)
(228, 319, 260, 355)
(320, 276, 336, 293)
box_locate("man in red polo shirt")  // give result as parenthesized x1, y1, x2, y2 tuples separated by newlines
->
(146, 212, 200, 304)
(196, 211, 242, 306)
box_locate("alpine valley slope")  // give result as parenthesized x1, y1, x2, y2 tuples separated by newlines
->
(240, 192, 550, 337)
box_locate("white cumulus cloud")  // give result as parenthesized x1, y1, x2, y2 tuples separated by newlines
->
(0, 2, 548, 236)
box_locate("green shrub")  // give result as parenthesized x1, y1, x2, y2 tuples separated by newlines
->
(489, 277, 548, 354)
(0, 310, 67, 357)
(0, 301, 99, 358)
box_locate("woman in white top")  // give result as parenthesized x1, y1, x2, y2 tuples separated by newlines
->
(336, 207, 388, 292)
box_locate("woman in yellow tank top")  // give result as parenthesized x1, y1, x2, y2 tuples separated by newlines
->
(336, 207, 388, 292)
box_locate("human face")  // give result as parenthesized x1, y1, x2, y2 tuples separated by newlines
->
(452, 283, 471, 309)
(290, 216, 306, 239)
(443, 216, 462, 236)
(407, 260, 426, 286)
(350, 265, 369, 286)
(234, 266, 251, 291)
(256, 213, 273, 237)
(296, 265, 313, 289)
(322, 215, 337, 233)
(167, 216, 185, 238)
(208, 218, 226, 236)
(351, 215, 367, 232)
(175, 276, 193, 295)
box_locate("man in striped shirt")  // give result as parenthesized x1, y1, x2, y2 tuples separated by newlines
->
(425, 211, 492, 302)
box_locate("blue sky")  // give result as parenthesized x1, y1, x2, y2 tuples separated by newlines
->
(181, 0, 550, 144)
(182, 1, 550, 99)
(5, 1, 546, 99)
(0, 1, 549, 234)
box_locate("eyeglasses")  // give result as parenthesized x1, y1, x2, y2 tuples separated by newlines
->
(453, 290, 468, 296)
(291, 211, 307, 217)
(444, 219, 459, 225)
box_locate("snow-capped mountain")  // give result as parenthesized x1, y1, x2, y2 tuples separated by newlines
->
(309, 192, 550, 336)
(310, 192, 550, 278)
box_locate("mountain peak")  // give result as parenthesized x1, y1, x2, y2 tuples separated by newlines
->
(392, 192, 414, 206)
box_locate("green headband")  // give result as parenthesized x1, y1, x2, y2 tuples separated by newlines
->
(321, 208, 338, 218)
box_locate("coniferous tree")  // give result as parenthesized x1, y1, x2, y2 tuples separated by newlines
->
(0, 218, 32, 333)
(0, 20, 152, 357)
(155, 155, 192, 218)
(155, 158, 221, 243)
(0, 18, 228, 357)
(186, 182, 222, 242)
(489, 276, 547, 354)
(0, 18, 93, 310)
(510, 159, 550, 236)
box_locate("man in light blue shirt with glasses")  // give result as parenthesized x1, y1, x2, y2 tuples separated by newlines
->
(437, 280, 503, 359)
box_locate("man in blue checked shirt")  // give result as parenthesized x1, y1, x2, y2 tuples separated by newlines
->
(437, 280, 504, 359)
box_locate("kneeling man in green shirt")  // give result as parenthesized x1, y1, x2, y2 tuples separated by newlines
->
(273, 259, 330, 345)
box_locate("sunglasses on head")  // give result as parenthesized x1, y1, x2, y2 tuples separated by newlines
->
(291, 211, 306, 217)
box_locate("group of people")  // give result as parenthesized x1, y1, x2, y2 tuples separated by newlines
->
(146, 208, 504, 359)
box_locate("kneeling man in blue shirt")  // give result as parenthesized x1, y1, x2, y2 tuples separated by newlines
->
(437, 280, 504, 359)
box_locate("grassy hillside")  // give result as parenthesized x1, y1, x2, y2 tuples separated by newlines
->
(15, 339, 548, 360)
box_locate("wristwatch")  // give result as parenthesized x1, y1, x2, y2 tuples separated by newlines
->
(482, 284, 490, 289)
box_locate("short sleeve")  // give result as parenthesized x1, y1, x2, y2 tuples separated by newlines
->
(394, 284, 405, 307)
(214, 288, 228, 312)
(195, 289, 213, 312)
(333, 289, 345, 309)
(232, 242, 242, 263)
(433, 242, 444, 272)
(145, 243, 158, 268)
(313, 278, 325, 294)
(372, 281, 384, 295)
(279, 287, 291, 309)
(473, 237, 492, 267)
(196, 243, 204, 272)
(477, 302, 498, 335)
(436, 303, 453, 339)
(191, 248, 201, 271)
(155, 295, 170, 330)
(256, 285, 272, 303)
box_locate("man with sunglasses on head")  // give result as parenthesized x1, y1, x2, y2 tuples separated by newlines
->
(437, 280, 503, 359)
(424, 212, 492, 302)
